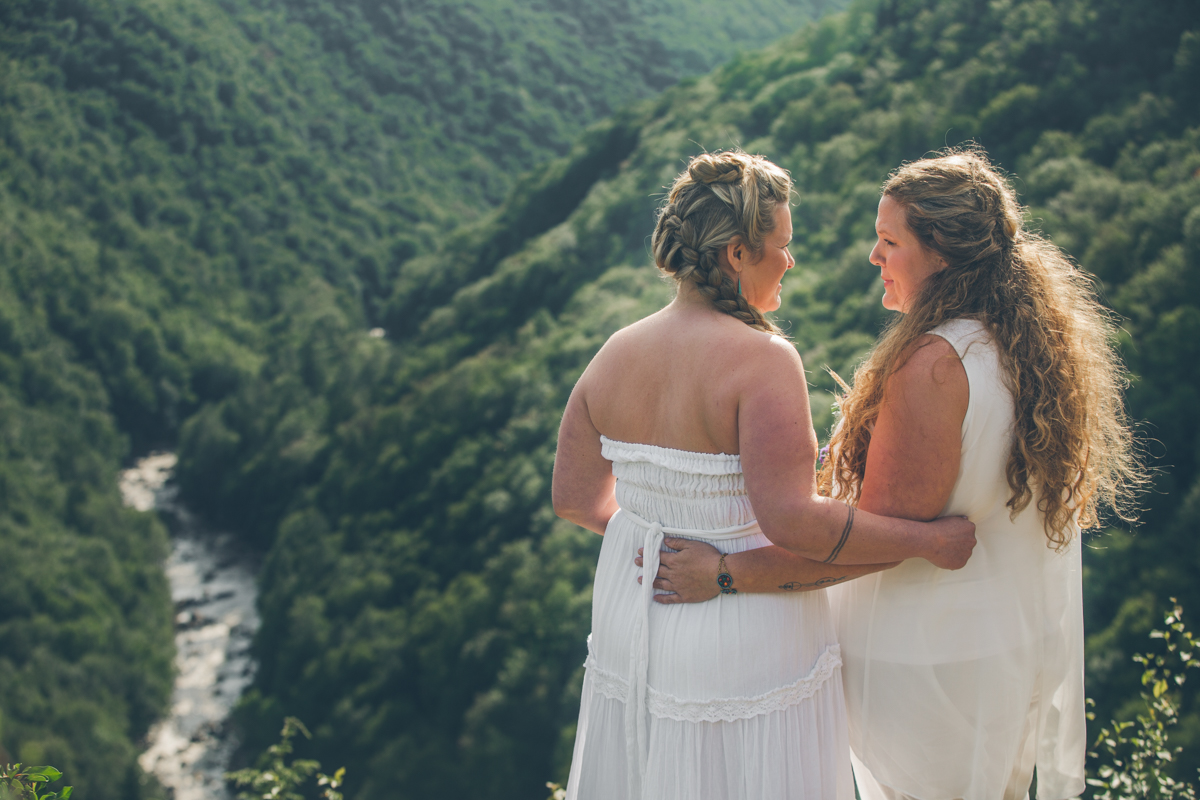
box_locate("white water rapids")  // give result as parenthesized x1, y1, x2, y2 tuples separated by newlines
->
(121, 453, 260, 800)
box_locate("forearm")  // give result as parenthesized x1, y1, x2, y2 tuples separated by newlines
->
(762, 495, 931, 565)
(723, 546, 895, 593)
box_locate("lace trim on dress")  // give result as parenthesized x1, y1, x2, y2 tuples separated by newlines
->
(583, 645, 842, 723)
(600, 436, 743, 476)
(650, 645, 843, 723)
(586, 656, 632, 704)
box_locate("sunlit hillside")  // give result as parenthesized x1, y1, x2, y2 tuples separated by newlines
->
(0, 0, 839, 796)
(3, 0, 1198, 795)
(175, 0, 1200, 796)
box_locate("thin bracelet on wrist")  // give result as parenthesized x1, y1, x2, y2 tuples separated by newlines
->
(717, 554, 737, 595)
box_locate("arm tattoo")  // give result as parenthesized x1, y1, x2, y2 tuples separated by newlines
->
(822, 505, 854, 564)
(778, 575, 848, 591)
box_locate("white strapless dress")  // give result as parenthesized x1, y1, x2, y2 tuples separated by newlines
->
(565, 436, 854, 800)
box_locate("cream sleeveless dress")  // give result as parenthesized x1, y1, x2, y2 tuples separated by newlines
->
(565, 436, 854, 800)
(828, 319, 1086, 800)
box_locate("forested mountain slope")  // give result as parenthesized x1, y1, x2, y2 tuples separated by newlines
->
(0, 0, 836, 795)
(175, 0, 1200, 795)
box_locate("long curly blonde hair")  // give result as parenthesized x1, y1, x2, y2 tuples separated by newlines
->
(652, 150, 792, 334)
(818, 149, 1143, 548)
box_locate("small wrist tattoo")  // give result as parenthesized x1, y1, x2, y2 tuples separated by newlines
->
(822, 505, 854, 564)
(716, 554, 737, 595)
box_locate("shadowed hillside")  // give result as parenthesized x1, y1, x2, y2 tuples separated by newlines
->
(175, 0, 1200, 795)
(0, 0, 839, 794)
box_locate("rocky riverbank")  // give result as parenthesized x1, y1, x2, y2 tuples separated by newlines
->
(123, 454, 260, 800)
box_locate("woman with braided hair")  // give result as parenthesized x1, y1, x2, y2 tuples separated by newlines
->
(552, 150, 976, 800)
(646, 148, 1144, 799)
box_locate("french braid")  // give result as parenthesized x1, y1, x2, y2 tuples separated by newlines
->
(651, 151, 792, 335)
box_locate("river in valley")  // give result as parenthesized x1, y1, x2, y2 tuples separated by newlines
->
(121, 454, 260, 800)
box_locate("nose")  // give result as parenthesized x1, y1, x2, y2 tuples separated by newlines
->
(786, 248, 795, 269)
(869, 240, 884, 268)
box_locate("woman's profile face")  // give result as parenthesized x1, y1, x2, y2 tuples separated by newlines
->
(870, 195, 946, 313)
(738, 203, 795, 313)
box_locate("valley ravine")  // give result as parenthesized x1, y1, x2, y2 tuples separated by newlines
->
(124, 454, 260, 800)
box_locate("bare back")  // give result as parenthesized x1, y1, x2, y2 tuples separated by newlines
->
(551, 282, 818, 535)
(580, 287, 787, 455)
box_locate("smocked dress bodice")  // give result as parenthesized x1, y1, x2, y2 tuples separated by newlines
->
(601, 436, 755, 530)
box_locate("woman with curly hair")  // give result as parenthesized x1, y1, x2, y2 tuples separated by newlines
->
(646, 149, 1143, 799)
(552, 150, 976, 800)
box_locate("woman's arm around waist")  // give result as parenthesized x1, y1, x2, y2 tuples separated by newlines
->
(739, 335, 974, 568)
(637, 542, 896, 603)
(639, 334, 973, 599)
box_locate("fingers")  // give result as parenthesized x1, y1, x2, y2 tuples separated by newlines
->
(634, 553, 676, 571)
(639, 575, 681, 603)
(638, 575, 675, 589)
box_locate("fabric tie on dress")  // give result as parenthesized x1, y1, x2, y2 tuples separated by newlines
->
(618, 508, 764, 799)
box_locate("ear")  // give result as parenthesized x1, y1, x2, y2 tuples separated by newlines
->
(725, 236, 748, 273)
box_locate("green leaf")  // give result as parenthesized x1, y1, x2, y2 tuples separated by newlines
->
(25, 768, 61, 782)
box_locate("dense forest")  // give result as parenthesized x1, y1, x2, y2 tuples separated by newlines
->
(2, 0, 1198, 797)
(0, 0, 837, 797)
(172, 0, 1200, 796)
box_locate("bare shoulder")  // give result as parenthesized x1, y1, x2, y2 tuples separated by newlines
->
(759, 332, 806, 371)
(576, 314, 656, 381)
(598, 308, 675, 352)
(886, 334, 968, 408)
(897, 334, 965, 381)
(731, 331, 808, 393)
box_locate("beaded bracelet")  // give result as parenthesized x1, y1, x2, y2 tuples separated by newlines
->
(717, 554, 737, 595)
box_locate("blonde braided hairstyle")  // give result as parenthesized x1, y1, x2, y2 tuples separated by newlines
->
(651, 151, 792, 335)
